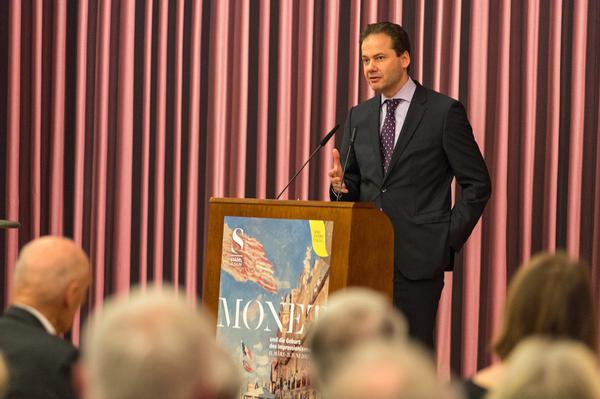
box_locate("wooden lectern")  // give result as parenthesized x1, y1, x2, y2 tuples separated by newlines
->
(203, 198, 394, 315)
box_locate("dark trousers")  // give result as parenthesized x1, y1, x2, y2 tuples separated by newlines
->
(393, 272, 445, 350)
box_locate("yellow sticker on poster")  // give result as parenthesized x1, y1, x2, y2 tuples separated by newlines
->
(309, 220, 328, 257)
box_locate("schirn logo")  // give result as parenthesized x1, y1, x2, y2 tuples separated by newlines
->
(230, 227, 244, 266)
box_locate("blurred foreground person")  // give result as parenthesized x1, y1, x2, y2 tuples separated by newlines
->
(488, 338, 600, 399)
(0, 236, 91, 399)
(308, 287, 408, 386)
(81, 286, 233, 399)
(464, 252, 597, 399)
(324, 341, 446, 399)
(212, 344, 242, 399)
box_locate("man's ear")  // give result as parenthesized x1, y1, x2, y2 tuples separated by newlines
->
(400, 51, 411, 69)
(65, 280, 82, 309)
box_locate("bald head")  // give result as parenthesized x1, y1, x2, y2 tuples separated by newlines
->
(12, 236, 91, 333)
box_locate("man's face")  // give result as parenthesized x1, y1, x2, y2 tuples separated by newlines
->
(361, 33, 410, 98)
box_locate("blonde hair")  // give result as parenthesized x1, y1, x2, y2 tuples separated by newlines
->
(489, 337, 600, 399)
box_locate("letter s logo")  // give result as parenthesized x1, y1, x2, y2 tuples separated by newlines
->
(231, 228, 244, 254)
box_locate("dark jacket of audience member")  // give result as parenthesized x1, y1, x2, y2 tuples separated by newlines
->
(0, 307, 78, 399)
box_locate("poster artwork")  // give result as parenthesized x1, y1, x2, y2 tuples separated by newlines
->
(217, 217, 333, 399)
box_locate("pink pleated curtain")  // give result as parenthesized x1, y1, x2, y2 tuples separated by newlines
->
(1, 0, 599, 378)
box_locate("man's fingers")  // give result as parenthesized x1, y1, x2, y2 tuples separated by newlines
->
(330, 175, 348, 194)
(331, 148, 342, 173)
(332, 182, 348, 194)
(330, 148, 349, 194)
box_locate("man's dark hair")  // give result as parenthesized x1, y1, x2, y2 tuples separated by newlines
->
(360, 22, 411, 56)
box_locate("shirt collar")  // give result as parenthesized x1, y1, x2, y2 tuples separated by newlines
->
(13, 303, 57, 335)
(381, 77, 417, 104)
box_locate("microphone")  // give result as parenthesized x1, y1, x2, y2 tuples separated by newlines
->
(336, 127, 358, 200)
(275, 124, 340, 200)
(0, 219, 21, 229)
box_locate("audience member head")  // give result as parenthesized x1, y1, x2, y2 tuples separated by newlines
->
(12, 236, 91, 334)
(0, 352, 7, 399)
(493, 252, 597, 359)
(308, 287, 408, 384)
(324, 341, 444, 399)
(210, 345, 242, 399)
(82, 286, 220, 399)
(488, 337, 600, 399)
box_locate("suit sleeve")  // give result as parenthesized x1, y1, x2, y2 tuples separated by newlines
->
(330, 107, 361, 202)
(443, 101, 492, 251)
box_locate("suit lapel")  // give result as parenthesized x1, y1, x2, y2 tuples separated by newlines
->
(383, 84, 428, 182)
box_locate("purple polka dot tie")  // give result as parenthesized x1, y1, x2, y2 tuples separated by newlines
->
(380, 98, 401, 174)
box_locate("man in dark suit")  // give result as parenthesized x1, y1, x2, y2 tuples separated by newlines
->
(329, 22, 491, 348)
(0, 236, 91, 399)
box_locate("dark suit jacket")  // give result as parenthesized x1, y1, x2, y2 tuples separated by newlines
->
(0, 306, 78, 399)
(332, 83, 491, 280)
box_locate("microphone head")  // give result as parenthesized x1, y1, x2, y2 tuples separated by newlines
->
(319, 124, 340, 146)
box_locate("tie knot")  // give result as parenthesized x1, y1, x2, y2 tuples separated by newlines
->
(386, 98, 401, 113)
